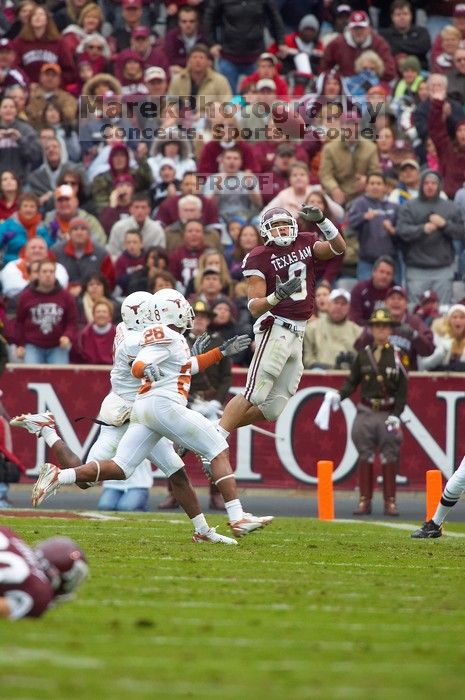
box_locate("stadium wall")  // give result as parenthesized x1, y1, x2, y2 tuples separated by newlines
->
(4, 365, 464, 490)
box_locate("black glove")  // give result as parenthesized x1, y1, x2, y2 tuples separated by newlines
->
(220, 335, 252, 357)
(275, 274, 302, 301)
(299, 204, 324, 224)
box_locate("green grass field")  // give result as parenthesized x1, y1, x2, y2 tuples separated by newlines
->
(2, 513, 465, 700)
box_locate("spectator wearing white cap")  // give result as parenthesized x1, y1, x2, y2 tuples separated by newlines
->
(320, 10, 396, 81)
(44, 184, 106, 246)
(303, 288, 362, 369)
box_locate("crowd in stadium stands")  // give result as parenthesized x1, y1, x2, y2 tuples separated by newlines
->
(0, 0, 464, 376)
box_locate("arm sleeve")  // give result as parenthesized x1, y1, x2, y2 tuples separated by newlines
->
(395, 205, 426, 242)
(319, 147, 339, 194)
(203, 0, 219, 45)
(428, 98, 450, 157)
(338, 353, 362, 400)
(348, 198, 367, 230)
(393, 366, 408, 416)
(132, 345, 171, 377)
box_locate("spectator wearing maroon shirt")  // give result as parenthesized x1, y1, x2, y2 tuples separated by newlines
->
(0, 38, 29, 99)
(115, 229, 145, 295)
(156, 171, 219, 227)
(349, 255, 395, 326)
(13, 5, 75, 87)
(126, 26, 170, 75)
(197, 115, 258, 175)
(51, 218, 115, 296)
(163, 5, 207, 72)
(73, 299, 116, 365)
(169, 219, 206, 293)
(14, 259, 78, 364)
(355, 285, 435, 370)
(321, 10, 396, 82)
(428, 81, 465, 198)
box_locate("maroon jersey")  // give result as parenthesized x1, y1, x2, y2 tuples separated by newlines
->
(0, 527, 54, 619)
(242, 232, 319, 322)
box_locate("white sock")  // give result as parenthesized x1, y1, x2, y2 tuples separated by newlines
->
(191, 513, 209, 534)
(225, 498, 243, 523)
(58, 470, 76, 485)
(41, 426, 61, 448)
(217, 424, 230, 439)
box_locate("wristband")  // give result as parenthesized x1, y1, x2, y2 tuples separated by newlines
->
(247, 297, 257, 312)
(317, 217, 339, 241)
(266, 292, 280, 307)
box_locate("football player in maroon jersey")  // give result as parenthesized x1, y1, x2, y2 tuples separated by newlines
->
(217, 205, 346, 435)
(0, 527, 88, 619)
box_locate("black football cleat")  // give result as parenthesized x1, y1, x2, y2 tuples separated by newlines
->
(411, 519, 442, 539)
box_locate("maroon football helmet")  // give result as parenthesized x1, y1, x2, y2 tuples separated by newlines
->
(34, 536, 88, 599)
(259, 207, 298, 247)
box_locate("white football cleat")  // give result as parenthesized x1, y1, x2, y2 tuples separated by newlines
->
(10, 411, 55, 436)
(228, 517, 264, 537)
(32, 463, 60, 507)
(192, 527, 238, 545)
(243, 512, 274, 526)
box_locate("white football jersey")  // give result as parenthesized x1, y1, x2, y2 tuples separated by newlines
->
(110, 322, 145, 402)
(133, 323, 192, 405)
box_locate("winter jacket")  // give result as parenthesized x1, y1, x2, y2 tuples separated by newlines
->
(25, 86, 77, 129)
(0, 214, 51, 265)
(348, 195, 398, 262)
(396, 170, 464, 269)
(203, 0, 284, 63)
(44, 208, 107, 247)
(320, 28, 396, 81)
(303, 315, 362, 369)
(428, 98, 465, 198)
(0, 118, 41, 181)
(168, 67, 232, 102)
(14, 282, 78, 349)
(379, 25, 431, 68)
(319, 138, 381, 203)
(163, 26, 208, 68)
(447, 69, 465, 105)
(91, 162, 153, 213)
(51, 238, 116, 290)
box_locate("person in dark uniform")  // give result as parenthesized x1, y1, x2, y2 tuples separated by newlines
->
(158, 299, 233, 511)
(325, 308, 408, 516)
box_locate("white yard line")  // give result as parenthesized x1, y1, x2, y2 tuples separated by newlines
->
(331, 518, 465, 538)
(2, 648, 103, 669)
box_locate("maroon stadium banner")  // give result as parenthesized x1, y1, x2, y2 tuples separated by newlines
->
(2, 365, 465, 490)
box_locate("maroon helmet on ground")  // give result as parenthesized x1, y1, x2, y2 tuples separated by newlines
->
(259, 207, 298, 247)
(34, 536, 88, 599)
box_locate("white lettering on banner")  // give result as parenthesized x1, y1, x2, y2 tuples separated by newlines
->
(229, 385, 464, 484)
(402, 391, 465, 479)
(275, 387, 358, 484)
(26, 383, 100, 477)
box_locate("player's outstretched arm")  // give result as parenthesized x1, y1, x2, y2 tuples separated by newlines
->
(247, 274, 302, 318)
(300, 205, 346, 260)
(191, 335, 252, 374)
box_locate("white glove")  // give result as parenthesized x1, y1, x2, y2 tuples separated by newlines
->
(143, 364, 161, 383)
(325, 390, 341, 411)
(385, 415, 401, 432)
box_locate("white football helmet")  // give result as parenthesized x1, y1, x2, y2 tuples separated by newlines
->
(259, 207, 298, 247)
(151, 289, 194, 333)
(121, 291, 153, 331)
